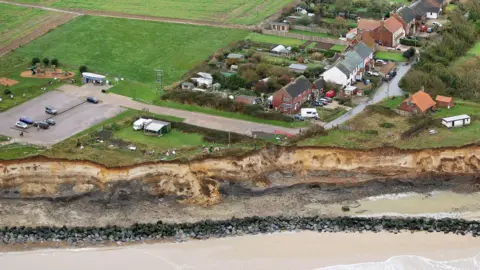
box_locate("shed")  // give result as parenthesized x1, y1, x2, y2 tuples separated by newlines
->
(442, 115, 470, 128)
(270, 21, 289, 32)
(288, 63, 308, 73)
(436, 95, 454, 109)
(144, 120, 171, 134)
(82, 72, 106, 85)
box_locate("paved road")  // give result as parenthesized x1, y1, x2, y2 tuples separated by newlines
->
(323, 64, 412, 129)
(58, 84, 300, 136)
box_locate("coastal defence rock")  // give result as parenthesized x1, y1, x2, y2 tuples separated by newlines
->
(0, 145, 478, 204)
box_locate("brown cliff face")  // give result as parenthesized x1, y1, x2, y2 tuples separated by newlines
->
(0, 145, 478, 204)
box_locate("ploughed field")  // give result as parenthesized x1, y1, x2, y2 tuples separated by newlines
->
(9, 0, 294, 25)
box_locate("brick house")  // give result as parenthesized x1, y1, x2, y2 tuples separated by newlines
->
(398, 88, 436, 114)
(392, 8, 417, 35)
(272, 76, 313, 114)
(357, 17, 405, 47)
(436, 95, 454, 108)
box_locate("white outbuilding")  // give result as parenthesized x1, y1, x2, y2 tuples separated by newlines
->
(441, 114, 471, 128)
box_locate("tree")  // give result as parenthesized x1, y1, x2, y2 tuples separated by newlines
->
(212, 72, 226, 86)
(31, 57, 41, 66)
(403, 47, 416, 59)
(254, 81, 268, 93)
(296, 15, 312, 26)
(42, 57, 50, 67)
(277, 74, 291, 86)
(79, 65, 88, 73)
(241, 69, 260, 83)
(51, 58, 59, 67)
(255, 63, 271, 78)
(225, 74, 246, 90)
(367, 0, 390, 15)
(335, 0, 353, 12)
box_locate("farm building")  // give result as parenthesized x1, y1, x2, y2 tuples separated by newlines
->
(436, 95, 454, 109)
(145, 120, 171, 135)
(288, 64, 308, 73)
(398, 89, 436, 114)
(441, 115, 471, 128)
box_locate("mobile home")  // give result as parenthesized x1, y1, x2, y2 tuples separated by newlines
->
(300, 108, 318, 119)
(441, 114, 471, 128)
(133, 118, 153, 130)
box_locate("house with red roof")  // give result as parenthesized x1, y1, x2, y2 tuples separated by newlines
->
(357, 17, 405, 48)
(435, 95, 454, 109)
(398, 88, 436, 114)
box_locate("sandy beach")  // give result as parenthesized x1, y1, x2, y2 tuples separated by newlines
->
(1, 231, 480, 270)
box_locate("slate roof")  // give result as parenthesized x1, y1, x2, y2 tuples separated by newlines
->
(335, 51, 364, 77)
(353, 42, 373, 60)
(313, 77, 325, 90)
(410, 0, 441, 16)
(397, 7, 417, 23)
(283, 76, 313, 98)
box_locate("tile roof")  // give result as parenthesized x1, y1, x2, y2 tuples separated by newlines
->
(384, 17, 403, 33)
(358, 19, 381, 31)
(353, 42, 373, 60)
(359, 31, 376, 48)
(397, 7, 417, 23)
(283, 76, 313, 98)
(436, 95, 453, 103)
(403, 90, 436, 112)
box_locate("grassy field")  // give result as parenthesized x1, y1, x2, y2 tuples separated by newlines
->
(306, 42, 317, 49)
(0, 3, 54, 47)
(316, 107, 348, 122)
(455, 41, 480, 64)
(246, 33, 306, 46)
(0, 143, 43, 160)
(375, 52, 405, 62)
(329, 44, 346, 52)
(322, 18, 358, 28)
(7, 16, 248, 101)
(289, 29, 336, 39)
(12, 0, 293, 25)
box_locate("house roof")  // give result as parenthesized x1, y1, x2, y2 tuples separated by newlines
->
(410, 0, 441, 16)
(403, 90, 436, 112)
(289, 63, 308, 70)
(378, 61, 395, 75)
(436, 95, 453, 103)
(384, 17, 403, 33)
(354, 42, 373, 60)
(271, 21, 288, 26)
(397, 7, 417, 23)
(358, 31, 376, 48)
(358, 19, 381, 31)
(335, 51, 364, 76)
(283, 76, 313, 98)
(145, 120, 170, 132)
(313, 77, 325, 90)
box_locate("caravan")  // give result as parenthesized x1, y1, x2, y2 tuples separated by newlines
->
(300, 108, 318, 120)
(133, 118, 153, 130)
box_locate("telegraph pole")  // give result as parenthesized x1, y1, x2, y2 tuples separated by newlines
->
(154, 69, 163, 96)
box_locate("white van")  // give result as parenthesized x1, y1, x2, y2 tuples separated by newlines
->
(300, 108, 318, 120)
(133, 118, 153, 130)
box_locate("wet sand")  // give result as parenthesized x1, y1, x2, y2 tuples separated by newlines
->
(1, 231, 480, 270)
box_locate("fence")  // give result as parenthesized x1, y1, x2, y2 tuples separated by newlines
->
(290, 25, 330, 33)
(394, 109, 413, 117)
(261, 29, 347, 45)
(375, 45, 400, 52)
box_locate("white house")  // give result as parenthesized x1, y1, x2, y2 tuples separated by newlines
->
(411, 0, 443, 20)
(321, 66, 348, 87)
(442, 115, 471, 128)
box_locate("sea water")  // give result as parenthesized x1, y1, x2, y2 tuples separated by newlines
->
(317, 253, 480, 270)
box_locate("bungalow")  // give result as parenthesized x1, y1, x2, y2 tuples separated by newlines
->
(357, 17, 405, 48)
(272, 76, 313, 114)
(270, 22, 289, 32)
(398, 88, 436, 114)
(288, 63, 308, 74)
(411, 0, 443, 19)
(235, 95, 257, 105)
(436, 95, 454, 109)
(321, 42, 374, 88)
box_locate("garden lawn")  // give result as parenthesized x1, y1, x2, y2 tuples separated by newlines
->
(375, 52, 405, 62)
(114, 128, 204, 150)
(329, 44, 346, 52)
(11, 0, 293, 25)
(455, 41, 480, 64)
(8, 16, 249, 101)
(289, 30, 336, 39)
(0, 143, 43, 160)
(246, 33, 306, 47)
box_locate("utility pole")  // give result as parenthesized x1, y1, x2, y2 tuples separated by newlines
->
(154, 69, 163, 96)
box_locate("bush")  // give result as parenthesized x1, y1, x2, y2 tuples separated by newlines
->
(3, 89, 11, 95)
(79, 65, 88, 73)
(366, 105, 396, 116)
(289, 125, 328, 144)
(362, 129, 379, 135)
(42, 57, 50, 66)
(31, 57, 40, 66)
(403, 47, 416, 59)
(51, 58, 59, 66)
(401, 117, 434, 139)
(399, 39, 419, 47)
(379, 122, 395, 128)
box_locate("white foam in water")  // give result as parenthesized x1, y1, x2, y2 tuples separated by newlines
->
(365, 192, 420, 202)
(357, 212, 462, 219)
(315, 253, 480, 270)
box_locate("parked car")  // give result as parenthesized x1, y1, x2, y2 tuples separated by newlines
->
(375, 59, 387, 65)
(87, 97, 98, 104)
(294, 114, 304, 121)
(324, 97, 333, 103)
(426, 27, 433, 33)
(33, 121, 49, 129)
(312, 101, 323, 107)
(15, 121, 28, 129)
(432, 22, 442, 27)
(46, 119, 56, 125)
(367, 71, 380, 77)
(19, 117, 34, 125)
(45, 105, 58, 115)
(318, 98, 329, 105)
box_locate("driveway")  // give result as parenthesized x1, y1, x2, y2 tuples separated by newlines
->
(323, 63, 412, 129)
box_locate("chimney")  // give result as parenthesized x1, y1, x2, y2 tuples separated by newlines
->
(380, 17, 385, 27)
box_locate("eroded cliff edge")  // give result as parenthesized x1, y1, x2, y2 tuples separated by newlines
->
(0, 145, 478, 204)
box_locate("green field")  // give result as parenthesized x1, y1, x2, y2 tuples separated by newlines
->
(289, 30, 337, 39)
(11, 0, 294, 25)
(375, 52, 405, 62)
(246, 33, 306, 46)
(0, 3, 54, 47)
(329, 44, 345, 52)
(7, 16, 248, 101)
(456, 41, 480, 64)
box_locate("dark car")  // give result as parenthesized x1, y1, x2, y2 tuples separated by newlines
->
(87, 97, 98, 104)
(19, 117, 34, 125)
(33, 121, 49, 129)
(46, 119, 56, 126)
(312, 101, 323, 107)
(294, 114, 304, 121)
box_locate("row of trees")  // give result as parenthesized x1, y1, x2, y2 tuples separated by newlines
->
(400, 6, 480, 101)
(32, 57, 59, 67)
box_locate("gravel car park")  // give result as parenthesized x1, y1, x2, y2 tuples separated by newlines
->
(0, 91, 125, 145)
